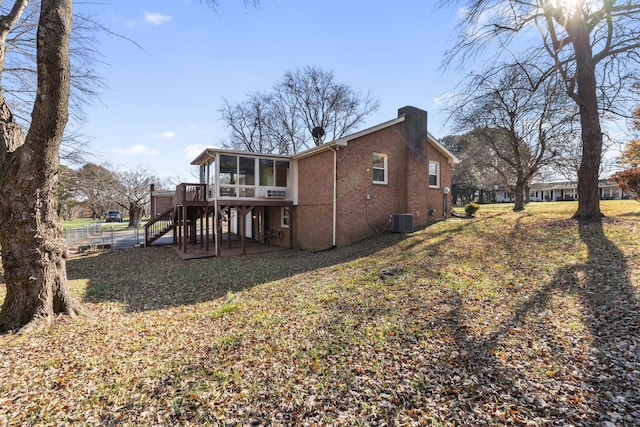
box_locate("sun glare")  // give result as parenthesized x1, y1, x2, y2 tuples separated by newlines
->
(549, 0, 588, 10)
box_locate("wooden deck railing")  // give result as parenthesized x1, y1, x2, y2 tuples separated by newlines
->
(174, 183, 207, 205)
(144, 206, 175, 245)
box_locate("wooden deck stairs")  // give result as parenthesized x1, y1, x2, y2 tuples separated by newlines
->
(144, 206, 175, 245)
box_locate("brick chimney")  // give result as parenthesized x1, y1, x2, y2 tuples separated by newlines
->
(398, 106, 428, 158)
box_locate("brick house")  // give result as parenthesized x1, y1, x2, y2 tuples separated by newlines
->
(146, 106, 459, 254)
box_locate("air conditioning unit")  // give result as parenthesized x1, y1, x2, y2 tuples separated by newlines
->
(391, 213, 413, 233)
(265, 189, 286, 198)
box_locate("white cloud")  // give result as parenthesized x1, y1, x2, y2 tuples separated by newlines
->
(433, 92, 455, 107)
(144, 12, 171, 25)
(183, 144, 207, 160)
(114, 144, 160, 156)
(152, 131, 176, 139)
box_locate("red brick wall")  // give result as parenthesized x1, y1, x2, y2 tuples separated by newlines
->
(150, 194, 174, 216)
(294, 110, 454, 250)
(264, 206, 292, 248)
(408, 141, 453, 225)
(295, 151, 335, 250)
(334, 123, 410, 246)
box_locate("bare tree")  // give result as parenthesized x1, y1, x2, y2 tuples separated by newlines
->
(75, 162, 120, 219)
(451, 63, 572, 210)
(278, 66, 380, 144)
(0, 1, 257, 332)
(219, 93, 278, 153)
(2, 2, 104, 166)
(115, 166, 157, 228)
(442, 0, 640, 220)
(221, 66, 380, 154)
(0, 0, 88, 332)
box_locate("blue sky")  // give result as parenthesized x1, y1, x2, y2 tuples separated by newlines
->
(76, 1, 465, 181)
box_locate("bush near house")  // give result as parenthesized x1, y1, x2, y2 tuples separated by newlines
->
(464, 201, 480, 216)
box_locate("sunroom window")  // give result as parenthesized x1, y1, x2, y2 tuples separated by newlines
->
(259, 158, 290, 187)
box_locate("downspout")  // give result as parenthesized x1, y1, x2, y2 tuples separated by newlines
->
(328, 144, 338, 248)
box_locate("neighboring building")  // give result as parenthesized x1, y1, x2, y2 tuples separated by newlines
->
(528, 179, 624, 201)
(146, 106, 460, 254)
(494, 179, 625, 203)
(150, 184, 174, 216)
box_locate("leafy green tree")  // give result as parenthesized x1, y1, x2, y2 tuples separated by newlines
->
(441, 133, 502, 205)
(57, 165, 83, 220)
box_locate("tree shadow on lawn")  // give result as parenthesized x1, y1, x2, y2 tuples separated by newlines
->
(274, 217, 640, 425)
(618, 210, 640, 219)
(68, 229, 422, 313)
(437, 219, 640, 424)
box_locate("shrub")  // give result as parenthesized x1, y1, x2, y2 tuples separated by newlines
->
(464, 202, 480, 217)
(612, 168, 640, 201)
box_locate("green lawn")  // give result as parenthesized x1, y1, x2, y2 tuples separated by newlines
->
(1, 200, 639, 425)
(63, 218, 148, 231)
(62, 218, 100, 229)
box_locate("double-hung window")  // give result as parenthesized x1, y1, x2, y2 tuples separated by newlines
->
(281, 207, 290, 228)
(429, 161, 440, 188)
(372, 153, 388, 184)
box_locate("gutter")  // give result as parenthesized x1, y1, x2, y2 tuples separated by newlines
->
(328, 144, 338, 248)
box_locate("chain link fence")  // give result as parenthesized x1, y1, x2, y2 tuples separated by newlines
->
(63, 222, 104, 247)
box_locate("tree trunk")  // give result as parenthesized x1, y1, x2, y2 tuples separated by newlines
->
(513, 182, 525, 212)
(0, 0, 86, 332)
(569, 13, 603, 220)
(128, 202, 144, 228)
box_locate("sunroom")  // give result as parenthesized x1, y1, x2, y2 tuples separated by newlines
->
(192, 149, 294, 202)
(186, 148, 295, 255)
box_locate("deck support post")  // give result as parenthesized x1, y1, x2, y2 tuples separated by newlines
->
(182, 205, 188, 253)
(205, 206, 210, 252)
(237, 206, 254, 256)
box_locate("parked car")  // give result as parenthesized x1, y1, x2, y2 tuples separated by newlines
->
(105, 210, 122, 223)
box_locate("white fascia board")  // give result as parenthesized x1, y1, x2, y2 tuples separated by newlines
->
(190, 148, 217, 166)
(292, 139, 348, 160)
(293, 116, 406, 160)
(427, 132, 461, 165)
(190, 147, 292, 165)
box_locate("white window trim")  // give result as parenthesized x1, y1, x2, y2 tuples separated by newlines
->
(429, 160, 440, 188)
(280, 207, 290, 228)
(372, 153, 388, 185)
